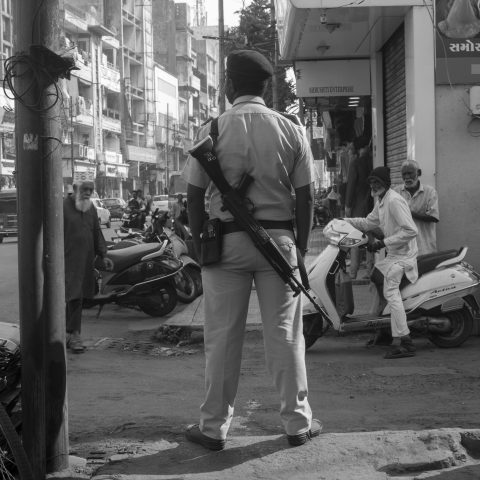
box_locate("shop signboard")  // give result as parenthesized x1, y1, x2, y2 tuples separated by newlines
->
(435, 0, 480, 84)
(295, 59, 370, 98)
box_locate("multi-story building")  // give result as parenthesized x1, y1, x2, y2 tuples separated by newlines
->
(152, 0, 220, 188)
(105, 0, 157, 196)
(0, 0, 15, 190)
(154, 65, 180, 194)
(62, 0, 128, 198)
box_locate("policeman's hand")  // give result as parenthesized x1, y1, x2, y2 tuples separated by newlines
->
(101, 257, 114, 271)
(367, 239, 385, 253)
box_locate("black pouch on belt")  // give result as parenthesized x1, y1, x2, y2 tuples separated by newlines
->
(200, 218, 223, 266)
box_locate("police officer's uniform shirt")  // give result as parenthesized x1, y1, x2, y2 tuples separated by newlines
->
(183, 96, 315, 222)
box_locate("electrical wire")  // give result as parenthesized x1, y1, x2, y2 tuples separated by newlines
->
(3, 52, 62, 113)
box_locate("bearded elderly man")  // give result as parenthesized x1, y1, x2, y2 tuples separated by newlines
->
(64, 181, 107, 353)
(345, 166, 419, 359)
(394, 160, 439, 255)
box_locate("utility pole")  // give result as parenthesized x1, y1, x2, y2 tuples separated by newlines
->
(270, 0, 279, 110)
(14, 0, 69, 476)
(218, 0, 226, 114)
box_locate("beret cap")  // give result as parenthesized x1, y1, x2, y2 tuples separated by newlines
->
(226, 49, 273, 81)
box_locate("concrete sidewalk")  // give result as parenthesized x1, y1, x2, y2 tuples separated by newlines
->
(51, 428, 480, 479)
(165, 275, 374, 329)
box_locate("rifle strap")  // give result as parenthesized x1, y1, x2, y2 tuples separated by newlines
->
(207, 114, 310, 291)
(210, 117, 219, 151)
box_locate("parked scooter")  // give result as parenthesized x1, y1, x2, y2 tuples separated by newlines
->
(85, 240, 182, 317)
(112, 209, 202, 304)
(302, 219, 480, 349)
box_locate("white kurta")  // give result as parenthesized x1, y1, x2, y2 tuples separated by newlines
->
(348, 189, 418, 337)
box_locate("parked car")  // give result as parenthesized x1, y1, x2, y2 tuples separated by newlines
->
(102, 197, 126, 220)
(0, 189, 17, 243)
(151, 195, 169, 212)
(92, 198, 111, 228)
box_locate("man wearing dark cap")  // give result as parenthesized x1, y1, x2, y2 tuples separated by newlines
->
(184, 49, 320, 449)
(64, 181, 107, 353)
(345, 166, 419, 359)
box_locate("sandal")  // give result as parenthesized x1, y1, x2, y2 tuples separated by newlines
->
(384, 346, 416, 359)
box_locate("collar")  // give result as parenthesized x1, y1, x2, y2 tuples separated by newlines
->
(232, 95, 266, 107)
(377, 188, 392, 207)
(400, 182, 424, 196)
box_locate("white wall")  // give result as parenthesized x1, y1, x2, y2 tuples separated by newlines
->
(436, 85, 480, 270)
(405, 6, 436, 188)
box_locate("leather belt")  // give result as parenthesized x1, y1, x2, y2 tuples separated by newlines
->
(221, 220, 294, 235)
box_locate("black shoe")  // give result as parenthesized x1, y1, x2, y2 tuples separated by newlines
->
(287, 419, 323, 447)
(384, 336, 416, 359)
(185, 424, 226, 451)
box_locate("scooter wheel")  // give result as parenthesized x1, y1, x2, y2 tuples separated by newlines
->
(138, 284, 177, 317)
(428, 307, 474, 348)
(303, 313, 324, 350)
(174, 265, 200, 304)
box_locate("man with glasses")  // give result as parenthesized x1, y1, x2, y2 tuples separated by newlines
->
(64, 181, 107, 353)
(344, 166, 419, 359)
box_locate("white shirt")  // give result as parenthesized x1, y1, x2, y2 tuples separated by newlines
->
(394, 183, 439, 256)
(348, 189, 419, 282)
(183, 95, 314, 222)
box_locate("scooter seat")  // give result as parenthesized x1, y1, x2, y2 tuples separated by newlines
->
(417, 249, 460, 277)
(106, 243, 162, 272)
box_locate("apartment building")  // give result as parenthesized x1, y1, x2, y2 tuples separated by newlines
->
(62, 0, 128, 198)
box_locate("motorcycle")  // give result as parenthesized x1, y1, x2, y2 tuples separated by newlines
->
(85, 239, 182, 317)
(302, 219, 480, 349)
(0, 322, 33, 478)
(112, 209, 202, 304)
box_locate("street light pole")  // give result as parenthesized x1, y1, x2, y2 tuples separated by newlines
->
(218, 0, 226, 114)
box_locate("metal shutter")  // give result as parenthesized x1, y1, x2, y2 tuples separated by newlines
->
(382, 24, 406, 186)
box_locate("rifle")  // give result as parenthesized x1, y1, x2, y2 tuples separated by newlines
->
(188, 135, 328, 320)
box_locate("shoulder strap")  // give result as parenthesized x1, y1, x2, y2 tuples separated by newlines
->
(210, 117, 219, 150)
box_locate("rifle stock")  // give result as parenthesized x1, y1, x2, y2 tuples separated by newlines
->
(189, 135, 326, 315)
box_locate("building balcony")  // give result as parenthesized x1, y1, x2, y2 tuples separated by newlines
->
(71, 51, 93, 83)
(72, 97, 94, 127)
(125, 145, 158, 164)
(100, 64, 121, 92)
(102, 111, 121, 134)
(62, 143, 95, 161)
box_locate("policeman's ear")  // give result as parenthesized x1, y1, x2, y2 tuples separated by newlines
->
(417, 168, 422, 177)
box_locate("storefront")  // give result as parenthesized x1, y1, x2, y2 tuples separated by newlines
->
(276, 0, 480, 271)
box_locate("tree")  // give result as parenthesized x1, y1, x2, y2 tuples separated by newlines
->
(226, 0, 296, 112)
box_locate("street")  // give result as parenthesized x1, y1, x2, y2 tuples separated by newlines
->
(2, 228, 480, 475)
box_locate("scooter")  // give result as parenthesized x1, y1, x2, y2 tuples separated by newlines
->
(85, 239, 182, 317)
(111, 209, 202, 304)
(302, 219, 480, 349)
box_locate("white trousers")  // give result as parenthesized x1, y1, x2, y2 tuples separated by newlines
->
(382, 263, 410, 338)
(199, 229, 312, 440)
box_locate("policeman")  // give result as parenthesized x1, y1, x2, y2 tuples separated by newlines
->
(184, 49, 321, 450)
